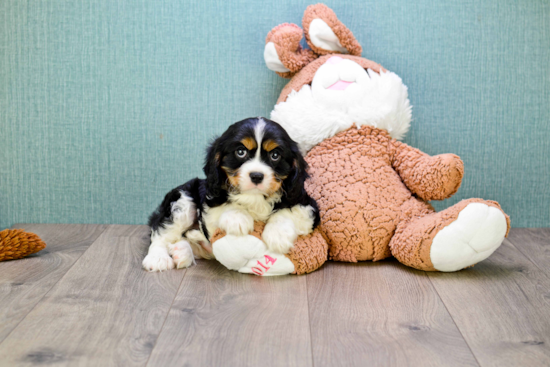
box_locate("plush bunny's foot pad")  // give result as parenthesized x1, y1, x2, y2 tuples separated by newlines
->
(213, 234, 295, 276)
(430, 203, 508, 272)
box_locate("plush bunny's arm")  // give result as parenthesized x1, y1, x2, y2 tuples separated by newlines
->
(390, 140, 464, 201)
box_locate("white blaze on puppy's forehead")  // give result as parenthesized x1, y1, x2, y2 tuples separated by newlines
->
(232, 118, 282, 196)
(253, 118, 267, 159)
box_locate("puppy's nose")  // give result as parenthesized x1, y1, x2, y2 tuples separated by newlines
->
(249, 172, 264, 184)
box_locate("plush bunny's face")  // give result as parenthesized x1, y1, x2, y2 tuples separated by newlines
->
(311, 56, 373, 109)
(264, 4, 412, 154)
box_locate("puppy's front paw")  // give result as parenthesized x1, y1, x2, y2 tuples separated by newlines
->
(219, 210, 254, 236)
(262, 221, 297, 254)
(143, 247, 175, 272)
(168, 240, 195, 269)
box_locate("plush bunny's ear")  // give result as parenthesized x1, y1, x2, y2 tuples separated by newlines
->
(264, 23, 318, 78)
(302, 4, 362, 56)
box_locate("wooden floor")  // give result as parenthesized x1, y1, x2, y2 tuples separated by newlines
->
(0, 225, 549, 367)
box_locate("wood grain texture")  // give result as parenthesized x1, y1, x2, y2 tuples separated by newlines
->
(428, 239, 550, 367)
(146, 259, 312, 367)
(0, 224, 106, 344)
(506, 228, 550, 273)
(2, 225, 550, 366)
(0, 225, 185, 367)
(307, 260, 478, 367)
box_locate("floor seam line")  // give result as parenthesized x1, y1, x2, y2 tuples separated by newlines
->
(425, 271, 482, 367)
(305, 274, 315, 367)
(144, 266, 189, 367)
(0, 224, 109, 347)
(505, 233, 550, 279)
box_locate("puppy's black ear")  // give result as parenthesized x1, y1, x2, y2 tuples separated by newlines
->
(282, 146, 309, 205)
(203, 138, 224, 198)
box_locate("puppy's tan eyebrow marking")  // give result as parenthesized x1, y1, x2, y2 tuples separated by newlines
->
(262, 140, 279, 152)
(241, 137, 257, 150)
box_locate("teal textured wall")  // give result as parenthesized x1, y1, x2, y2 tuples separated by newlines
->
(1, 0, 549, 229)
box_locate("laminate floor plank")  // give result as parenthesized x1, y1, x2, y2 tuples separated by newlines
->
(0, 224, 107, 344)
(427, 239, 550, 367)
(307, 261, 479, 367)
(3, 225, 549, 366)
(0, 225, 185, 367)
(506, 228, 550, 275)
(146, 259, 312, 367)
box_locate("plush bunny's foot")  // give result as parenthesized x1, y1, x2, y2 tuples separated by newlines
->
(390, 199, 510, 272)
(212, 234, 295, 276)
(430, 203, 507, 271)
(168, 240, 195, 269)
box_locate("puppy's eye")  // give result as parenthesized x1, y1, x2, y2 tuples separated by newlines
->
(235, 148, 248, 159)
(270, 151, 281, 162)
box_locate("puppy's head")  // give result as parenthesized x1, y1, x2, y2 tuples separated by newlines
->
(204, 117, 307, 203)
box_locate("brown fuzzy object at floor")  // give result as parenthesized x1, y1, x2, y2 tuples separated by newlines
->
(0, 229, 46, 262)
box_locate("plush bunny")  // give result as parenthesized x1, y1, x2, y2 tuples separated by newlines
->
(211, 3, 510, 275)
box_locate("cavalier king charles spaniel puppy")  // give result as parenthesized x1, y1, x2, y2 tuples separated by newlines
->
(143, 117, 320, 272)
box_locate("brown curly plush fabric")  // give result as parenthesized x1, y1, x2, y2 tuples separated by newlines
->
(265, 23, 318, 79)
(302, 3, 362, 56)
(210, 125, 510, 273)
(285, 229, 328, 274)
(303, 125, 510, 269)
(210, 222, 328, 275)
(264, 4, 365, 80)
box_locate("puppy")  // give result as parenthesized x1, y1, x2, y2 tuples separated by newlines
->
(143, 117, 320, 272)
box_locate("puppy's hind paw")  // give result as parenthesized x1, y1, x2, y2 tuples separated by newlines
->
(168, 240, 196, 269)
(143, 247, 175, 272)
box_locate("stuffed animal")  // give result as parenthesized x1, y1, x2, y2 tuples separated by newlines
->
(211, 3, 510, 275)
(0, 229, 46, 262)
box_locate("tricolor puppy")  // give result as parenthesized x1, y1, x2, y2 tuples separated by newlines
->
(143, 117, 320, 272)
